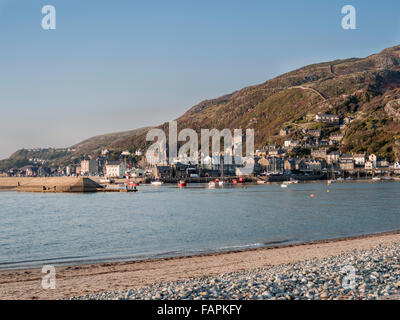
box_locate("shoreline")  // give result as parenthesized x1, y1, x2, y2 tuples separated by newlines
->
(1, 176, 399, 192)
(1, 230, 400, 300)
(2, 229, 400, 272)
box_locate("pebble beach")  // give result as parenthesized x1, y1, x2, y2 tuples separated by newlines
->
(68, 243, 400, 300)
(2, 231, 400, 300)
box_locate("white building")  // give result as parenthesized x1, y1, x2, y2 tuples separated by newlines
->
(105, 161, 126, 178)
(365, 160, 374, 170)
(368, 154, 377, 167)
(315, 114, 340, 124)
(284, 139, 300, 148)
(353, 154, 366, 166)
(80, 158, 98, 176)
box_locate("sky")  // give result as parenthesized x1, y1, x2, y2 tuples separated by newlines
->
(0, 0, 400, 159)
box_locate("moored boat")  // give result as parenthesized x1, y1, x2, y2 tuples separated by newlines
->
(178, 180, 187, 187)
(208, 181, 216, 188)
(151, 180, 164, 186)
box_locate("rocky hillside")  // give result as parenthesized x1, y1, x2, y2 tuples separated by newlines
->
(2, 44, 400, 169)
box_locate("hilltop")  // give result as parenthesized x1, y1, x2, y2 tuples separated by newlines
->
(2, 44, 400, 170)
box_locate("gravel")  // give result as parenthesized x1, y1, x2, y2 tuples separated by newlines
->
(67, 243, 400, 300)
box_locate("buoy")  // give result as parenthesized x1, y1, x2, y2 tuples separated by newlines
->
(310, 194, 315, 198)
(327, 189, 330, 193)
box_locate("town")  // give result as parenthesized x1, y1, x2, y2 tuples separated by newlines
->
(1, 113, 400, 183)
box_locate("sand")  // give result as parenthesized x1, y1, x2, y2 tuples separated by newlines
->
(1, 231, 400, 300)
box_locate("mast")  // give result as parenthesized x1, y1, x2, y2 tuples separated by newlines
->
(220, 155, 224, 179)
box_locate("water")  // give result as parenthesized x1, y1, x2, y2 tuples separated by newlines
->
(1, 181, 400, 269)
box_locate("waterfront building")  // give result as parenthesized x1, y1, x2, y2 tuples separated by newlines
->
(80, 158, 98, 176)
(339, 159, 355, 171)
(369, 154, 377, 166)
(105, 161, 126, 178)
(353, 154, 366, 166)
(327, 151, 340, 164)
(365, 161, 374, 170)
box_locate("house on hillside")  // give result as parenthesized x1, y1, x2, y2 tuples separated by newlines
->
(279, 128, 290, 136)
(315, 114, 340, 124)
(311, 148, 327, 160)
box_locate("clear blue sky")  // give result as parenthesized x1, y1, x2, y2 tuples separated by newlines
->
(0, 0, 400, 159)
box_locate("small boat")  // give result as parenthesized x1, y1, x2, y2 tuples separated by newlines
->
(178, 180, 187, 187)
(257, 180, 266, 184)
(238, 177, 245, 183)
(281, 183, 288, 188)
(120, 186, 138, 192)
(372, 177, 381, 181)
(218, 180, 224, 186)
(100, 178, 111, 184)
(208, 181, 216, 188)
(151, 180, 164, 186)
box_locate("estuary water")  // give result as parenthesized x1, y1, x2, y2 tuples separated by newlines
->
(1, 181, 400, 269)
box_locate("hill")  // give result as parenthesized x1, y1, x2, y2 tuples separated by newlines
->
(2, 44, 400, 170)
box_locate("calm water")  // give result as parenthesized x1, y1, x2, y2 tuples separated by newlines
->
(1, 181, 400, 269)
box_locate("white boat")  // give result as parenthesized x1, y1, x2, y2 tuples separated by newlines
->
(286, 180, 298, 184)
(208, 181, 216, 188)
(151, 180, 164, 186)
(218, 180, 224, 186)
(100, 178, 111, 183)
(281, 183, 288, 188)
(372, 177, 381, 181)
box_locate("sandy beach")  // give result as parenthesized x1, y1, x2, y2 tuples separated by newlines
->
(1, 231, 400, 300)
